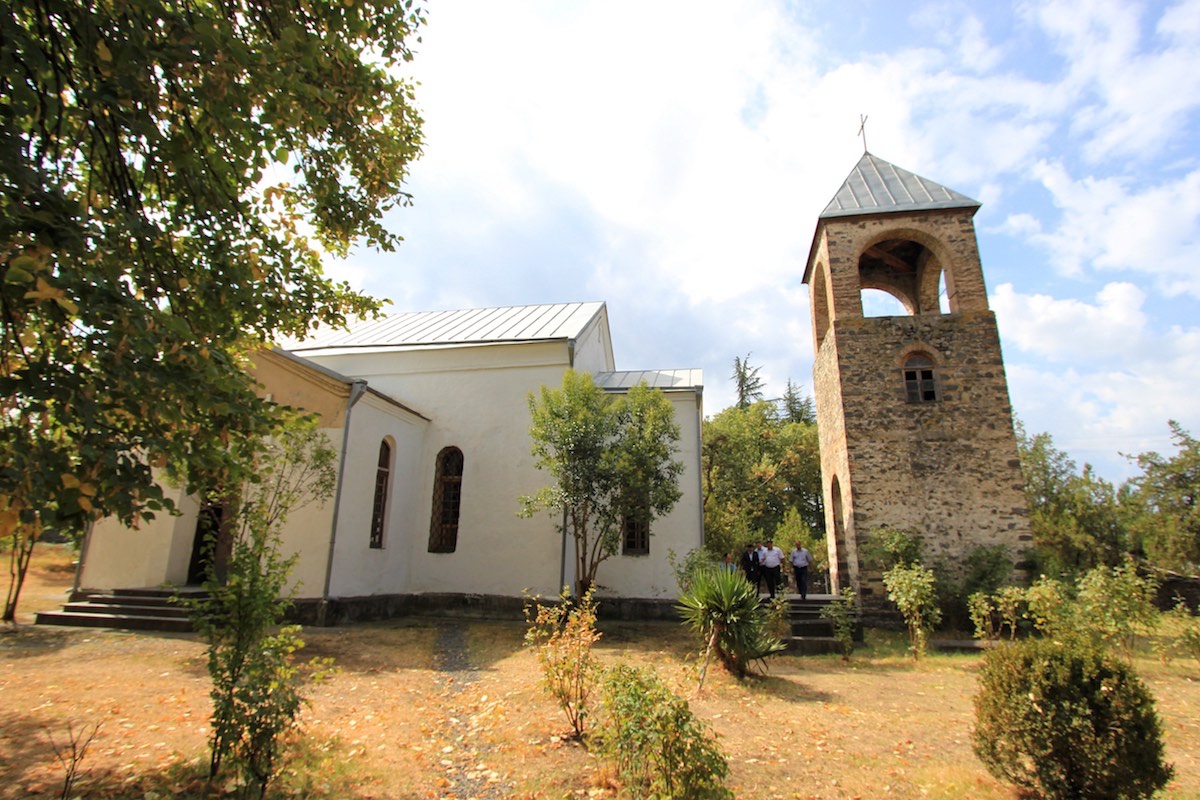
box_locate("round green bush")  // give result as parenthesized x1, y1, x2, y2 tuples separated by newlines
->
(972, 639, 1173, 799)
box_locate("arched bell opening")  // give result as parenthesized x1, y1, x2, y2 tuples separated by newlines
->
(857, 238, 940, 315)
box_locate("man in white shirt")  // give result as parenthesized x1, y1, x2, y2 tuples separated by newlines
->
(760, 539, 785, 598)
(790, 541, 814, 601)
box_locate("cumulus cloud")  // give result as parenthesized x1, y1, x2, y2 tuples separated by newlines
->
(1020, 162, 1200, 295)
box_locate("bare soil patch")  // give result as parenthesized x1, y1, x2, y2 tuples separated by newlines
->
(4, 545, 1199, 799)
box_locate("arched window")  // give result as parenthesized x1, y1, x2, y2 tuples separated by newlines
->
(428, 447, 464, 553)
(903, 354, 938, 403)
(369, 440, 392, 549)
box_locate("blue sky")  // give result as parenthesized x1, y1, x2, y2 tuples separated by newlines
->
(327, 0, 1200, 484)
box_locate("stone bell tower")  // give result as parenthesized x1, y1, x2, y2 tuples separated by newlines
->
(802, 153, 1031, 604)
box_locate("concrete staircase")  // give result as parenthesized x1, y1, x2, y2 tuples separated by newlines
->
(35, 587, 207, 633)
(777, 594, 863, 655)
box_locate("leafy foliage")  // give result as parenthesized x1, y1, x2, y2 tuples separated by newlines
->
(1124, 421, 1200, 572)
(1015, 423, 1129, 578)
(862, 527, 923, 570)
(701, 399, 823, 559)
(676, 566, 786, 685)
(1158, 598, 1200, 671)
(523, 587, 601, 740)
(730, 353, 765, 409)
(1075, 560, 1160, 662)
(189, 417, 337, 798)
(521, 370, 683, 596)
(1, 0, 424, 621)
(972, 639, 1173, 800)
(594, 663, 733, 800)
(883, 562, 942, 660)
(820, 586, 859, 660)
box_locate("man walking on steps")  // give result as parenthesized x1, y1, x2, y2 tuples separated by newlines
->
(790, 540, 814, 601)
(760, 539, 785, 598)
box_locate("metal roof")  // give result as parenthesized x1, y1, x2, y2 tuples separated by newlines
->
(287, 301, 606, 351)
(594, 369, 703, 392)
(820, 152, 980, 219)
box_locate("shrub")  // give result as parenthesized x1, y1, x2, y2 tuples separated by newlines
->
(1075, 560, 1159, 661)
(994, 585, 1026, 640)
(676, 566, 786, 687)
(524, 586, 601, 739)
(883, 562, 942, 660)
(820, 586, 858, 659)
(1023, 574, 1077, 640)
(973, 639, 1173, 800)
(594, 663, 733, 800)
(968, 591, 998, 641)
(862, 527, 922, 569)
(1158, 598, 1200, 671)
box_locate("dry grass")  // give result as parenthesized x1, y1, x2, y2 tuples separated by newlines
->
(3, 544, 1199, 799)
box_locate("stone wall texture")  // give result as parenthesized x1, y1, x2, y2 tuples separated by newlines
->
(809, 208, 1032, 605)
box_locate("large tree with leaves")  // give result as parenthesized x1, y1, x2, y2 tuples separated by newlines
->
(702, 397, 823, 559)
(1, 1, 424, 621)
(1015, 422, 1128, 578)
(1124, 421, 1200, 572)
(522, 370, 684, 596)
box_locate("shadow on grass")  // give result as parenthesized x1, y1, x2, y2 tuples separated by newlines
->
(0, 712, 59, 796)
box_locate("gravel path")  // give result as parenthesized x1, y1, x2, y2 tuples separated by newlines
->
(431, 623, 512, 800)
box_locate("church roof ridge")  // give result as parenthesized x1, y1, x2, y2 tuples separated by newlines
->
(285, 301, 607, 351)
(819, 152, 979, 219)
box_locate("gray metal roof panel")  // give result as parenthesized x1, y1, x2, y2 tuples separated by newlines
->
(287, 301, 606, 351)
(820, 153, 980, 219)
(594, 369, 703, 391)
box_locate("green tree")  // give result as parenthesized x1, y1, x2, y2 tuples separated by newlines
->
(191, 415, 337, 798)
(1124, 421, 1200, 571)
(522, 370, 683, 596)
(1, 0, 424, 622)
(1015, 422, 1127, 578)
(778, 378, 815, 424)
(702, 400, 822, 558)
(731, 353, 765, 409)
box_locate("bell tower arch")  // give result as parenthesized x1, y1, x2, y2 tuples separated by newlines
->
(803, 153, 1031, 605)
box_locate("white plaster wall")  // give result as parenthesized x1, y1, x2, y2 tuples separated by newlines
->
(324, 394, 429, 599)
(572, 313, 616, 373)
(306, 342, 704, 601)
(307, 342, 574, 598)
(270, 425, 341, 600)
(78, 485, 198, 590)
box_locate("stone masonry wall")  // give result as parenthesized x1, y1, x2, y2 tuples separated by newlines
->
(830, 312, 1032, 602)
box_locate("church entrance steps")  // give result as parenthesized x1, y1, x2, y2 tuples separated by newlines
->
(35, 587, 207, 633)
(767, 594, 863, 656)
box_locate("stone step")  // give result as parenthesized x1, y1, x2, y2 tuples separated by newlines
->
(34, 609, 195, 633)
(36, 587, 209, 633)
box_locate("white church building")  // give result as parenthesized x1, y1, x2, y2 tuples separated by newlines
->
(75, 302, 705, 622)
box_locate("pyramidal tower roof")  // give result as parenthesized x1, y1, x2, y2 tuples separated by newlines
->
(820, 152, 980, 219)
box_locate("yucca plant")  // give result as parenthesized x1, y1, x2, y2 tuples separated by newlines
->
(677, 567, 787, 689)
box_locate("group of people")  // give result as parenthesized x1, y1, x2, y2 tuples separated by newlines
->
(722, 540, 814, 600)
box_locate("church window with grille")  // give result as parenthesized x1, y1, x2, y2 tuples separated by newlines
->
(369, 440, 392, 549)
(622, 507, 650, 555)
(428, 447, 464, 553)
(903, 354, 938, 403)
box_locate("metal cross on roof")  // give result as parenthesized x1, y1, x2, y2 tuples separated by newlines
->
(858, 114, 869, 153)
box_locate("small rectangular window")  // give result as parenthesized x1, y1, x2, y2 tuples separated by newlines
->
(622, 512, 649, 555)
(904, 366, 937, 403)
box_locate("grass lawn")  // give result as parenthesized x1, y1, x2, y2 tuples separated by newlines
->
(3, 543, 1198, 799)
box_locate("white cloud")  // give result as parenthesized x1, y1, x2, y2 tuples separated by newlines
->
(1024, 0, 1200, 162)
(1020, 162, 1200, 294)
(997, 281, 1200, 477)
(992, 281, 1147, 361)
